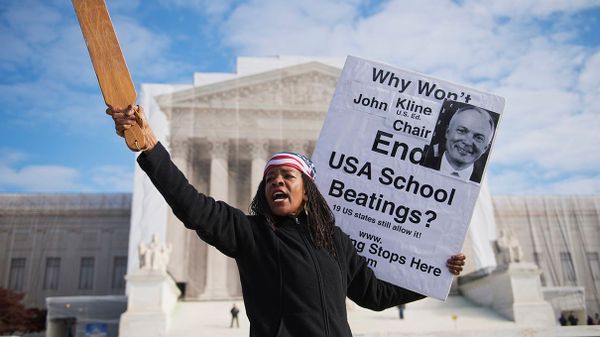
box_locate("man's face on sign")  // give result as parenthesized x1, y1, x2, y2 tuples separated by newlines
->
(444, 108, 493, 170)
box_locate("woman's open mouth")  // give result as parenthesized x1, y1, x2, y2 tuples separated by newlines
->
(272, 191, 288, 202)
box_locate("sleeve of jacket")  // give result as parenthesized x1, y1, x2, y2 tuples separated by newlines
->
(137, 142, 255, 258)
(336, 227, 425, 311)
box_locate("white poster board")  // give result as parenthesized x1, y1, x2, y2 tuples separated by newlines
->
(312, 56, 505, 300)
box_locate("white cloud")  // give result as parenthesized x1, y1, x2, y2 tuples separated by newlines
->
(0, 147, 81, 192)
(500, 41, 585, 91)
(466, 0, 600, 17)
(544, 175, 600, 194)
(222, 0, 600, 195)
(112, 16, 191, 80)
(0, 0, 184, 193)
(0, 148, 29, 166)
(224, 0, 361, 56)
(0, 79, 108, 131)
(89, 165, 134, 192)
(0, 33, 33, 69)
(579, 50, 600, 112)
(5, 0, 187, 82)
(488, 170, 536, 195)
(0, 149, 134, 193)
(107, 0, 143, 12)
(159, 0, 237, 15)
(0, 0, 192, 134)
(1, 0, 598, 194)
(3, 0, 62, 44)
(0, 164, 81, 192)
(490, 170, 600, 195)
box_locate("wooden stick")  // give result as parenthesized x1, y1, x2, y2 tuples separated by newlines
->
(73, 0, 146, 151)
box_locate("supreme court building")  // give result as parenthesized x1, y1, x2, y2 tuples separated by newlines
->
(128, 56, 599, 323)
(130, 56, 345, 300)
(1, 57, 599, 337)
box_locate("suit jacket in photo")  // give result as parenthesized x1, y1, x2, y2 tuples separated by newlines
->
(421, 144, 483, 183)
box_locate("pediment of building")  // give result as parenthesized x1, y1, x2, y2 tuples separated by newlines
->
(156, 62, 341, 113)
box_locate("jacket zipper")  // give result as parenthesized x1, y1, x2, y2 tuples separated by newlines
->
(295, 217, 331, 337)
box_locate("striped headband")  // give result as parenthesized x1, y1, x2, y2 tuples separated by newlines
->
(264, 152, 316, 180)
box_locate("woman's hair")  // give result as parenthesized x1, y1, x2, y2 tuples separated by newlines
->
(249, 172, 337, 256)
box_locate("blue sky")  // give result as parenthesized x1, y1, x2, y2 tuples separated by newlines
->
(0, 0, 599, 195)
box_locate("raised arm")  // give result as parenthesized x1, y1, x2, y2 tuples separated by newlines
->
(107, 105, 255, 257)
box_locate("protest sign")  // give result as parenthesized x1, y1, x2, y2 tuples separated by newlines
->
(312, 56, 504, 300)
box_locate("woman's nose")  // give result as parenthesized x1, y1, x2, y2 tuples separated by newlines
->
(271, 175, 284, 185)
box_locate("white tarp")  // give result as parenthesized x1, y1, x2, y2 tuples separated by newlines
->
(313, 56, 505, 300)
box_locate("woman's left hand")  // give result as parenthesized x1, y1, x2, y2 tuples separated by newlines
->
(447, 253, 466, 276)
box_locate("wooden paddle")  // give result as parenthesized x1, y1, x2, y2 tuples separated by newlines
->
(73, 0, 147, 151)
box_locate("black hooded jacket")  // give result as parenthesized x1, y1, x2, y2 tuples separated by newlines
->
(138, 142, 425, 337)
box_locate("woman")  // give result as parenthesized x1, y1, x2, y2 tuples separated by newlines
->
(108, 105, 466, 337)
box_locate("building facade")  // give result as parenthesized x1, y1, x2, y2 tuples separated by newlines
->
(0, 194, 131, 308)
(130, 56, 600, 314)
(130, 57, 344, 299)
(1, 58, 599, 333)
(493, 196, 600, 314)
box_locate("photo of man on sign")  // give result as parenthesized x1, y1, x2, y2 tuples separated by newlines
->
(421, 100, 500, 184)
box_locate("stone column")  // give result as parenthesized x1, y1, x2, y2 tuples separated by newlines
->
(287, 139, 311, 156)
(200, 139, 230, 299)
(165, 139, 192, 282)
(249, 139, 270, 199)
(170, 138, 191, 176)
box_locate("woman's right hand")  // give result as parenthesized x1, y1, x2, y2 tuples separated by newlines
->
(106, 105, 157, 151)
(106, 104, 137, 138)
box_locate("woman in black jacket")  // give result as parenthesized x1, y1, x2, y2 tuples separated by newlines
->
(108, 105, 466, 337)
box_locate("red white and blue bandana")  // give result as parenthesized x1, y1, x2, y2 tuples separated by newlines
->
(264, 152, 316, 180)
